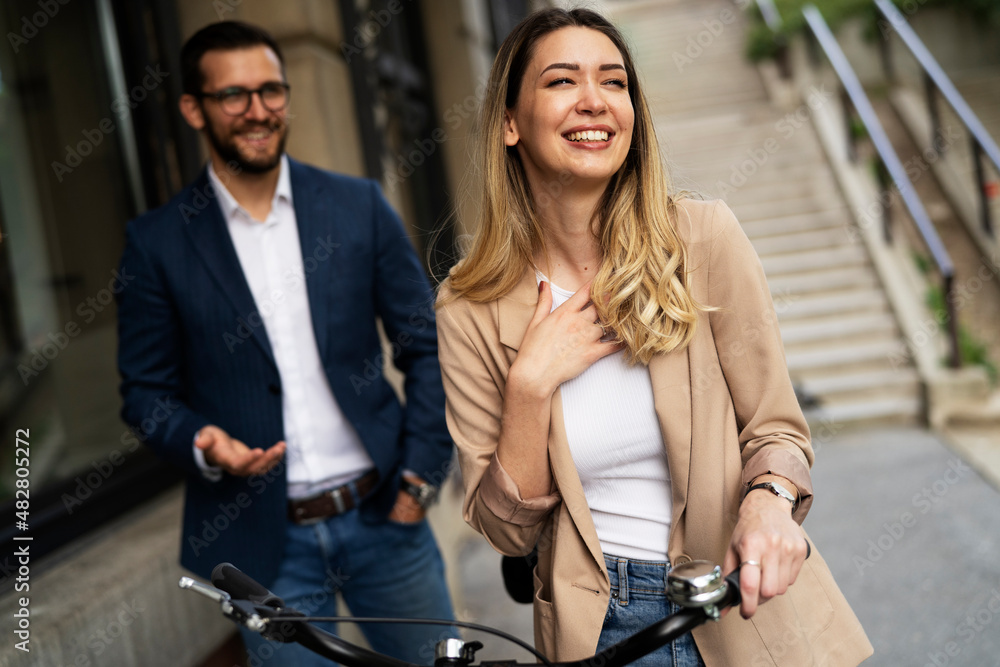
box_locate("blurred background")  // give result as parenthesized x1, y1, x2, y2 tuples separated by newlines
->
(0, 0, 998, 665)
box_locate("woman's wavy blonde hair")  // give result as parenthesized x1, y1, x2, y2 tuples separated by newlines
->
(446, 8, 704, 363)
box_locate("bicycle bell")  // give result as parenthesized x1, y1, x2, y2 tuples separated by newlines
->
(435, 638, 483, 667)
(666, 560, 729, 619)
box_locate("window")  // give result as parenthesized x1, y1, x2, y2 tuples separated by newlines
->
(0, 0, 190, 571)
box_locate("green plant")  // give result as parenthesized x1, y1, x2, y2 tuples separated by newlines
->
(850, 116, 868, 140)
(747, 24, 783, 61)
(912, 251, 932, 275)
(925, 283, 998, 382)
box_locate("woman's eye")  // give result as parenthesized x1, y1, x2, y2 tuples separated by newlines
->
(605, 78, 628, 88)
(546, 77, 574, 87)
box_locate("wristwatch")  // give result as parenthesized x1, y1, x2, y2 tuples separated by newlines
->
(401, 478, 439, 509)
(747, 480, 797, 511)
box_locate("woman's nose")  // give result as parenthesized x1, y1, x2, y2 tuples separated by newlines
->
(575, 82, 608, 115)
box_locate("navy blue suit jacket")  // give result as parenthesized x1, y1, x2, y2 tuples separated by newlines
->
(117, 158, 452, 583)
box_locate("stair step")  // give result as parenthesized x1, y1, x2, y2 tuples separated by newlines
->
(768, 267, 879, 297)
(750, 228, 854, 257)
(776, 289, 888, 320)
(740, 211, 850, 239)
(798, 367, 920, 397)
(803, 396, 921, 426)
(665, 127, 824, 153)
(665, 138, 825, 165)
(733, 201, 849, 224)
(779, 312, 898, 345)
(785, 339, 906, 374)
(760, 245, 869, 275)
(734, 197, 851, 222)
(724, 185, 844, 211)
(656, 91, 768, 115)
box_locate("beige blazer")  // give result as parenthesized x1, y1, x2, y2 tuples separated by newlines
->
(437, 199, 873, 666)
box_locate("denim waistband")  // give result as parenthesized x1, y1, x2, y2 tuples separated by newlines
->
(604, 554, 670, 605)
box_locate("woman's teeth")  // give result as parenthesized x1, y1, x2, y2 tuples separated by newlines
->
(566, 130, 609, 142)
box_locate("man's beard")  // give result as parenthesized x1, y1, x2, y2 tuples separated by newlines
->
(204, 117, 288, 175)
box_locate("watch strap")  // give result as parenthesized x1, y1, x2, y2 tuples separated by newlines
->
(748, 481, 797, 511)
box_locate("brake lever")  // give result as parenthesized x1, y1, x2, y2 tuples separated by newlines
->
(179, 577, 269, 633)
(179, 576, 230, 604)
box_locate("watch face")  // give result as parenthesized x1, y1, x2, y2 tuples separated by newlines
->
(769, 482, 794, 502)
(406, 482, 437, 508)
(750, 481, 795, 508)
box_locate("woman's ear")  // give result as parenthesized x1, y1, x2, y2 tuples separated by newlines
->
(503, 110, 519, 147)
(178, 94, 206, 131)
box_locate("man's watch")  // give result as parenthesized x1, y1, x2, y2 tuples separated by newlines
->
(747, 480, 797, 511)
(401, 478, 439, 509)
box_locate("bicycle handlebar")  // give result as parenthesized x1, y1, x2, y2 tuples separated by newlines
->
(188, 541, 811, 667)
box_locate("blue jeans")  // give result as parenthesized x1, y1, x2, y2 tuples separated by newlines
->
(596, 555, 706, 667)
(240, 508, 455, 666)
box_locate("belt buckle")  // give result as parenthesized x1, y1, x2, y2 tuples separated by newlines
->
(328, 486, 348, 515)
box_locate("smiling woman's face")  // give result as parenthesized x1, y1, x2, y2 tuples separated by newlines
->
(504, 26, 635, 196)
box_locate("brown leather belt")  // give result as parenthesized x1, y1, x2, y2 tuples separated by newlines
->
(287, 470, 379, 524)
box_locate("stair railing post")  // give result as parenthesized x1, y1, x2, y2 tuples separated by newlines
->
(876, 13, 896, 85)
(805, 28, 820, 68)
(924, 72, 942, 155)
(875, 159, 893, 244)
(971, 138, 994, 237)
(775, 33, 791, 79)
(842, 89, 857, 163)
(943, 273, 961, 369)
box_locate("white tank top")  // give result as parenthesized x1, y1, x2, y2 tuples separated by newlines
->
(542, 275, 672, 561)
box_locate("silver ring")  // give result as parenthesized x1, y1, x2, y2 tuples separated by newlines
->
(740, 560, 761, 568)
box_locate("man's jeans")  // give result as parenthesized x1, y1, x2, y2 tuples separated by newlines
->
(240, 508, 455, 666)
(596, 555, 706, 667)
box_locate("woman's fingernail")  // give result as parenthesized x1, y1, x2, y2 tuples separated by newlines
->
(539, 281, 545, 293)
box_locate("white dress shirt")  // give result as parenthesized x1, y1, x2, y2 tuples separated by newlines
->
(195, 157, 374, 498)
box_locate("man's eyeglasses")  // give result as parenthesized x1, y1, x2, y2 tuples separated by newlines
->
(197, 83, 290, 116)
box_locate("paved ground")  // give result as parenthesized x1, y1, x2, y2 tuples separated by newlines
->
(457, 425, 1000, 666)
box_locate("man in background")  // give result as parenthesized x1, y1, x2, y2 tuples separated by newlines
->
(117, 21, 454, 665)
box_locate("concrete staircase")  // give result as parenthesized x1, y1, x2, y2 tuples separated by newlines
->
(609, 0, 922, 426)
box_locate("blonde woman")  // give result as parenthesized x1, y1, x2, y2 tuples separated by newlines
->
(437, 8, 872, 666)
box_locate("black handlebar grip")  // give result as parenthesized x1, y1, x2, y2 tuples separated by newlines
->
(212, 562, 285, 609)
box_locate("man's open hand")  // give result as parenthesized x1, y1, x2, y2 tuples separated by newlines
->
(196, 424, 285, 476)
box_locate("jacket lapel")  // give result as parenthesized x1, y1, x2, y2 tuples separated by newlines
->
(498, 267, 610, 577)
(497, 267, 537, 350)
(649, 348, 692, 556)
(288, 159, 332, 357)
(182, 169, 277, 369)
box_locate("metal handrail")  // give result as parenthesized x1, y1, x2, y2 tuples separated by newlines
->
(874, 0, 999, 236)
(755, 0, 783, 33)
(802, 4, 961, 367)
